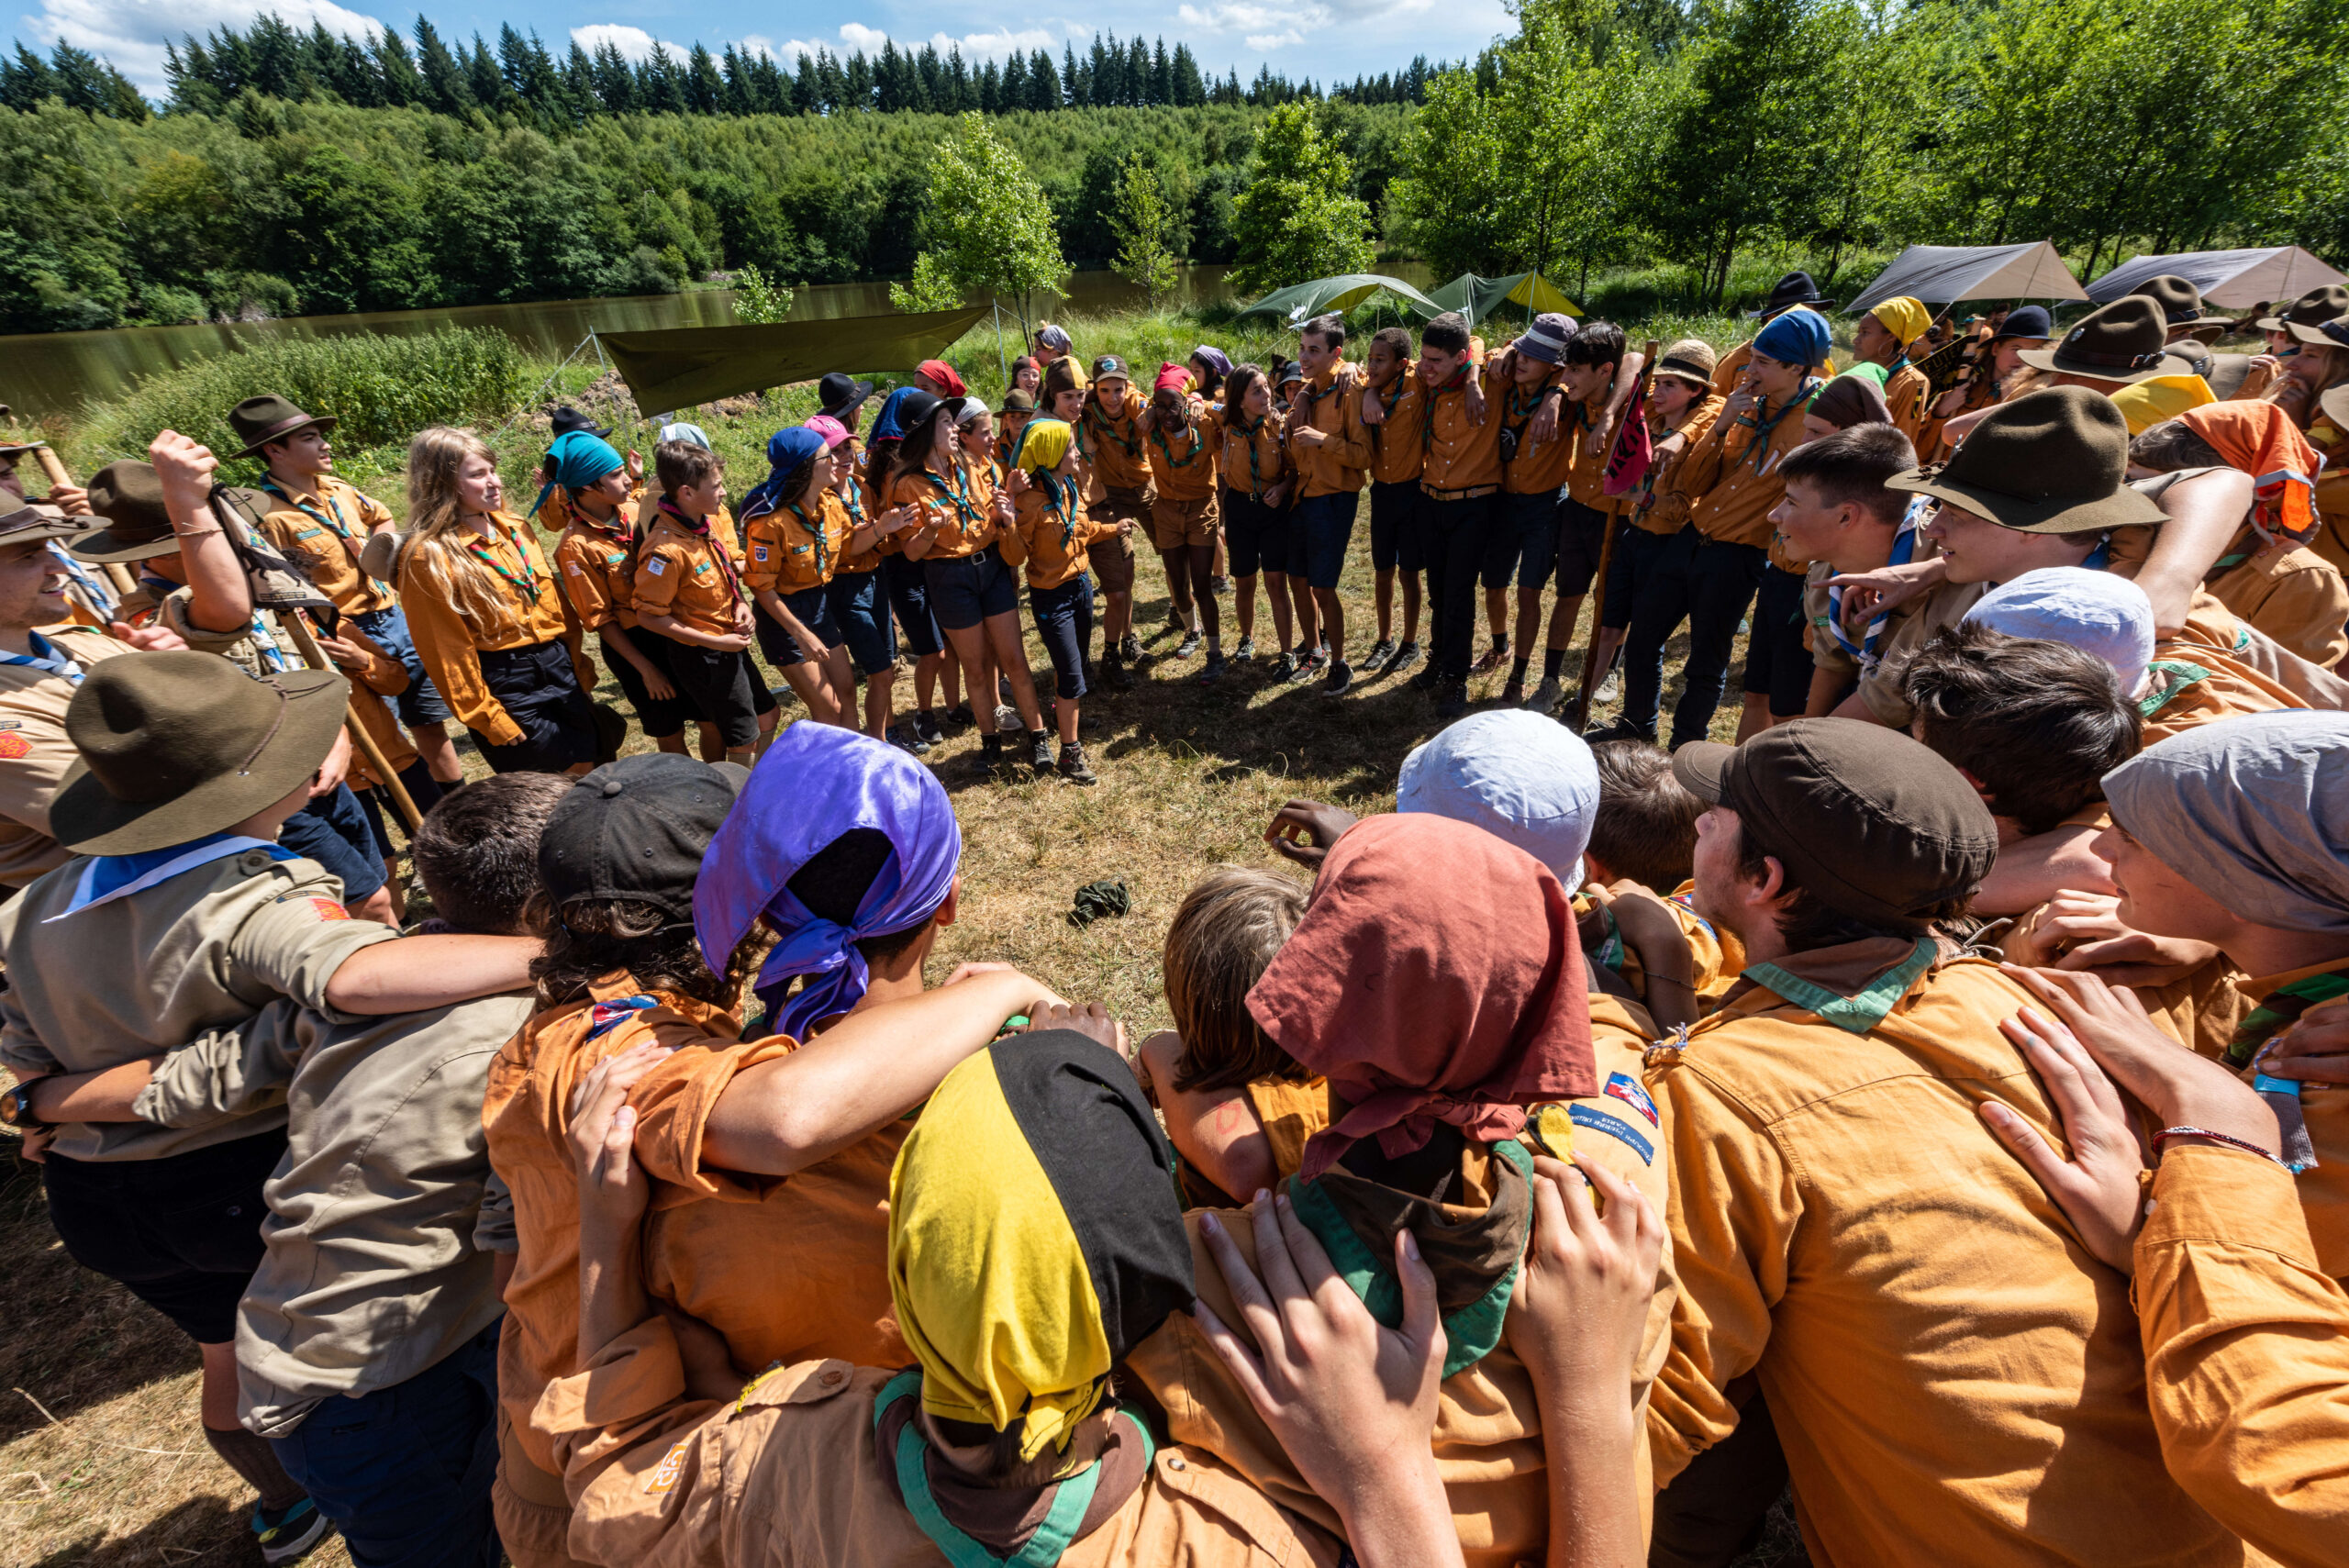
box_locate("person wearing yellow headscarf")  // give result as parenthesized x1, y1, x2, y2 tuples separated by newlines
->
(1000, 419, 1123, 784)
(1855, 295, 1935, 448)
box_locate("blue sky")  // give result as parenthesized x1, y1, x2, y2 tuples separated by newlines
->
(12, 0, 1513, 99)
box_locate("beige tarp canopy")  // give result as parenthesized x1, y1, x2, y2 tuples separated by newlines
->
(2087, 247, 2346, 308)
(1843, 242, 2087, 313)
(1424, 272, 1584, 327)
(596, 306, 987, 411)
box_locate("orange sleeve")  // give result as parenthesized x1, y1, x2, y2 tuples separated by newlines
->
(626, 1026, 798, 1203)
(555, 533, 619, 632)
(399, 549, 521, 746)
(631, 541, 686, 618)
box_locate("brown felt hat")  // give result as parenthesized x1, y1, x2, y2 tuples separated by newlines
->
(71, 462, 183, 563)
(997, 388, 1038, 416)
(2321, 383, 2349, 432)
(228, 395, 335, 459)
(2016, 297, 2175, 384)
(1672, 719, 1998, 932)
(50, 651, 352, 854)
(1884, 385, 2166, 535)
(2128, 274, 2234, 340)
(0, 501, 100, 550)
(2286, 303, 2349, 349)
(2256, 285, 2349, 335)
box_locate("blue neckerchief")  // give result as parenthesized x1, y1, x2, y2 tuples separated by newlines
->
(1827, 497, 1926, 665)
(50, 832, 298, 921)
(584, 995, 659, 1041)
(49, 544, 117, 619)
(0, 629, 86, 684)
(141, 572, 299, 676)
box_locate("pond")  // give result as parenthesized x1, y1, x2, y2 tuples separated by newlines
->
(0, 264, 1275, 417)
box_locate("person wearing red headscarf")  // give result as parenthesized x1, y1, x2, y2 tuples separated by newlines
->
(911, 360, 968, 400)
(1126, 813, 1678, 1568)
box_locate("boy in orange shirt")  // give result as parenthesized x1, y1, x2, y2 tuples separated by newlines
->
(1079, 356, 1150, 688)
(1002, 419, 1120, 784)
(1358, 325, 1426, 674)
(544, 429, 693, 757)
(633, 440, 776, 767)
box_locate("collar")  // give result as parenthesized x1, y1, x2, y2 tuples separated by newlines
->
(263, 473, 328, 508)
(1720, 935, 1946, 1035)
(51, 833, 297, 921)
(0, 628, 88, 684)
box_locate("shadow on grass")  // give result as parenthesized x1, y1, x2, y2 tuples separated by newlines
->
(24, 1492, 249, 1567)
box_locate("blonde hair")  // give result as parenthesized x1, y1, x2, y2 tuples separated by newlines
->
(403, 426, 526, 640)
(1164, 866, 1309, 1094)
(2266, 343, 2349, 430)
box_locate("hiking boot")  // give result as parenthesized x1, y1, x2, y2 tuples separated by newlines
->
(889, 724, 930, 756)
(1103, 652, 1134, 692)
(948, 703, 976, 730)
(1058, 741, 1098, 784)
(1408, 660, 1442, 693)
(1232, 635, 1256, 662)
(1364, 637, 1395, 668)
(1500, 678, 1525, 705)
(1594, 667, 1621, 705)
(1385, 639, 1422, 676)
(1581, 717, 1656, 745)
(1031, 729, 1055, 773)
(1525, 676, 1563, 713)
(1174, 630, 1202, 660)
(1120, 632, 1141, 662)
(252, 1498, 331, 1566)
(1198, 651, 1226, 684)
(1433, 680, 1470, 719)
(913, 708, 945, 745)
(1268, 650, 1297, 681)
(1288, 647, 1324, 683)
(979, 732, 1005, 765)
(1470, 640, 1507, 674)
(1321, 659, 1353, 697)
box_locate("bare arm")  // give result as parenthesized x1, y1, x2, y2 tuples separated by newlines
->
(323, 934, 540, 1015)
(2132, 468, 2254, 638)
(1975, 824, 2115, 917)
(1137, 1030, 1279, 1203)
(149, 432, 253, 635)
(25, 1057, 161, 1122)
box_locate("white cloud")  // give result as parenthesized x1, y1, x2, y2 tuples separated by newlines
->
(837, 21, 890, 54)
(766, 21, 1069, 65)
(570, 24, 685, 63)
(17, 0, 387, 95)
(1177, 0, 1436, 50)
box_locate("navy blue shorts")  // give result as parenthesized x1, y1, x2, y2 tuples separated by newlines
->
(1554, 496, 1615, 600)
(826, 569, 896, 675)
(1293, 491, 1357, 591)
(1742, 562, 1815, 716)
(473, 639, 597, 774)
(1483, 490, 1561, 591)
(924, 545, 1019, 631)
(1368, 481, 1421, 573)
(351, 605, 452, 727)
(282, 783, 388, 903)
(598, 626, 693, 739)
(880, 552, 944, 658)
(756, 584, 841, 669)
(667, 644, 766, 750)
(1222, 488, 1290, 578)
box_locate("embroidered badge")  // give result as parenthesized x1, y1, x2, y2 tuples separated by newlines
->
(1603, 1072, 1660, 1129)
(0, 733, 28, 760)
(1569, 1103, 1654, 1165)
(307, 897, 351, 921)
(752, 547, 770, 561)
(645, 1435, 690, 1494)
(565, 562, 582, 575)
(645, 558, 667, 575)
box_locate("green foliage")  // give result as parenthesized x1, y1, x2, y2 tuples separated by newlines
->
(888, 253, 963, 314)
(1229, 103, 1374, 295)
(730, 263, 795, 323)
(73, 328, 529, 479)
(1109, 153, 1182, 304)
(903, 113, 1068, 317)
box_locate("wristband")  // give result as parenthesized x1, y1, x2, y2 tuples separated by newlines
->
(2151, 1125, 2291, 1168)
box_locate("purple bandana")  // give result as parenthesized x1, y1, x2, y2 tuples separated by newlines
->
(694, 725, 962, 1040)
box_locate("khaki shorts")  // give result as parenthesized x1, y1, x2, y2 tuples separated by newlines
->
(1091, 487, 1151, 593)
(1150, 492, 1220, 551)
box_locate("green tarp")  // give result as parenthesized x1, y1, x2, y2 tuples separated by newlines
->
(1233, 273, 1444, 323)
(596, 306, 988, 411)
(1424, 272, 1584, 327)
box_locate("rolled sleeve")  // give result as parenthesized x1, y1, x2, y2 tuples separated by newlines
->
(226, 879, 400, 1019)
(627, 1029, 797, 1203)
(133, 997, 308, 1128)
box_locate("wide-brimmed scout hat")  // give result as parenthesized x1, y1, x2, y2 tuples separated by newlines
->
(51, 652, 352, 855)
(1884, 385, 2165, 534)
(2128, 274, 2235, 341)
(2286, 296, 2349, 348)
(818, 373, 874, 419)
(2256, 285, 2349, 336)
(71, 462, 181, 563)
(2016, 297, 2175, 384)
(1747, 271, 1835, 320)
(228, 395, 335, 459)
(0, 501, 98, 550)
(0, 410, 39, 461)
(2321, 383, 2349, 431)
(997, 388, 1038, 417)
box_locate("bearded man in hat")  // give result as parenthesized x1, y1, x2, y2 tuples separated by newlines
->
(1643, 718, 2244, 1567)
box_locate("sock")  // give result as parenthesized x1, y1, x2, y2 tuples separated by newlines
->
(206, 1423, 304, 1512)
(1490, 634, 1508, 655)
(1544, 647, 1567, 680)
(1510, 655, 1531, 684)
(1208, 637, 1220, 652)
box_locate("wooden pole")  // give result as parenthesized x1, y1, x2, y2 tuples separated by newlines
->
(1572, 338, 1662, 732)
(25, 444, 139, 600)
(274, 606, 426, 833)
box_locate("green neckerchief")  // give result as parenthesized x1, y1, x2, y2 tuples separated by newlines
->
(1233, 414, 1271, 495)
(872, 1369, 1147, 1568)
(1034, 473, 1081, 552)
(1421, 364, 1475, 460)
(261, 476, 362, 560)
(785, 495, 833, 579)
(2137, 660, 2214, 718)
(1367, 374, 1406, 454)
(1286, 1138, 1531, 1378)
(1744, 377, 1822, 474)
(2227, 965, 2349, 1068)
(1149, 418, 1204, 471)
(1082, 396, 1141, 461)
(1743, 937, 1936, 1035)
(918, 462, 988, 531)
(462, 525, 540, 606)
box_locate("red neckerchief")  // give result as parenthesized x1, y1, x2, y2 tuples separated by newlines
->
(657, 498, 744, 607)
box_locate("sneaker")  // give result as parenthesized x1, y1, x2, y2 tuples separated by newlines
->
(1031, 730, 1055, 773)
(994, 704, 1021, 733)
(890, 724, 931, 755)
(1268, 651, 1297, 681)
(252, 1498, 331, 1566)
(1211, 574, 1231, 595)
(913, 708, 944, 745)
(1385, 639, 1422, 676)
(1595, 667, 1622, 706)
(1470, 641, 1508, 674)
(1433, 680, 1470, 720)
(1288, 649, 1323, 683)
(1198, 651, 1226, 684)
(948, 703, 976, 730)
(1174, 630, 1202, 660)
(1581, 717, 1656, 745)
(979, 732, 1005, 765)
(1321, 659, 1353, 697)
(1232, 636, 1256, 662)
(1500, 678, 1525, 705)
(1103, 652, 1134, 692)
(1364, 637, 1395, 668)
(1525, 676, 1563, 713)
(1058, 741, 1098, 784)
(1120, 632, 1141, 662)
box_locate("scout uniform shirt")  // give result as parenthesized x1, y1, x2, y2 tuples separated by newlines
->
(1561, 379, 1620, 513)
(889, 462, 999, 562)
(257, 474, 396, 617)
(553, 498, 648, 634)
(399, 515, 593, 750)
(0, 623, 131, 887)
(745, 491, 853, 598)
(634, 504, 749, 639)
(1643, 940, 2241, 1567)
(1657, 381, 1820, 552)
(2217, 962, 2349, 1281)
(1631, 393, 1728, 536)
(1420, 361, 1505, 497)
(1128, 995, 1676, 1568)
(1003, 478, 1119, 591)
(1144, 411, 1219, 504)
(1080, 384, 1155, 497)
(0, 837, 397, 1162)
(1499, 374, 1574, 498)
(1801, 506, 1988, 727)
(1364, 371, 1429, 487)
(1217, 408, 1289, 500)
(1882, 359, 1931, 448)
(2121, 467, 2349, 668)
(1285, 360, 1374, 498)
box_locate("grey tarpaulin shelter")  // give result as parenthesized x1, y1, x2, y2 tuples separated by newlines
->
(596, 306, 987, 411)
(1843, 243, 2088, 314)
(2087, 247, 2346, 308)
(1424, 272, 1584, 327)
(1234, 273, 1444, 325)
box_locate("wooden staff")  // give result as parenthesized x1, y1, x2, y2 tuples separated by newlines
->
(273, 605, 426, 832)
(25, 443, 139, 601)
(1572, 338, 1661, 731)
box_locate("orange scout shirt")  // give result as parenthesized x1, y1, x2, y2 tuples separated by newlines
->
(1364, 371, 1429, 486)
(482, 975, 903, 1480)
(2207, 525, 2349, 668)
(1644, 940, 2241, 1567)
(1217, 408, 1290, 499)
(1003, 480, 1119, 590)
(1658, 383, 1819, 552)
(1499, 374, 1574, 497)
(1883, 361, 1931, 447)
(1630, 394, 1728, 536)
(633, 507, 748, 639)
(890, 463, 998, 562)
(2225, 962, 2349, 1281)
(1285, 361, 1374, 498)
(745, 492, 853, 597)
(553, 516, 643, 633)
(256, 473, 396, 617)
(1419, 362, 1505, 495)
(1142, 414, 1219, 503)
(1080, 384, 1154, 494)
(1562, 382, 1624, 513)
(398, 515, 591, 749)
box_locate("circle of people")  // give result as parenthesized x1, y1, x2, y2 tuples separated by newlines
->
(1, 268, 2348, 1568)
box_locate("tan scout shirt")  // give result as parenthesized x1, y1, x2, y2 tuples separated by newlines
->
(0, 624, 131, 887)
(1645, 940, 2241, 1567)
(257, 474, 397, 617)
(2135, 1145, 2349, 1568)
(400, 517, 592, 748)
(0, 850, 397, 1162)
(1079, 384, 1155, 495)
(1284, 361, 1374, 499)
(1632, 395, 1728, 537)
(1364, 371, 1428, 487)
(128, 991, 532, 1434)
(1142, 414, 1218, 503)
(535, 1333, 1341, 1568)
(1666, 386, 1818, 552)
(1802, 563, 1987, 727)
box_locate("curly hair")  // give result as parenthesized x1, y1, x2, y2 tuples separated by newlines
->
(531, 896, 777, 1013)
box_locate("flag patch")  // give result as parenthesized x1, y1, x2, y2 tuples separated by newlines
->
(1603, 1072, 1660, 1128)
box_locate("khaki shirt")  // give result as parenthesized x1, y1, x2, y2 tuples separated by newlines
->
(1003, 484, 1119, 590)
(1420, 365, 1505, 495)
(1080, 385, 1154, 494)
(256, 475, 396, 617)
(536, 1336, 1341, 1568)
(555, 519, 642, 633)
(1645, 941, 2240, 1566)
(2207, 527, 2349, 669)
(634, 511, 747, 639)
(1284, 361, 1373, 498)
(1802, 565, 1987, 727)
(0, 624, 132, 888)
(1141, 416, 1218, 503)
(399, 517, 589, 748)
(0, 849, 397, 1162)
(2136, 1145, 2349, 1568)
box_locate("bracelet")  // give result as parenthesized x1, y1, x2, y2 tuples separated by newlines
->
(2152, 1126, 2289, 1167)
(171, 528, 223, 539)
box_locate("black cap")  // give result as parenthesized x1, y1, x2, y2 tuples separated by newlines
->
(1672, 720, 1998, 931)
(819, 372, 874, 419)
(551, 406, 614, 439)
(540, 753, 746, 920)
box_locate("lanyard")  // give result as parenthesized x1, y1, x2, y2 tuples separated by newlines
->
(1827, 500, 1924, 665)
(0, 629, 83, 684)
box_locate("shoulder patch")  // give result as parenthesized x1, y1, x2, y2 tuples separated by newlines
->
(1569, 1103, 1654, 1165)
(644, 1434, 691, 1495)
(1603, 1072, 1660, 1128)
(306, 897, 351, 921)
(0, 733, 28, 760)
(564, 561, 582, 575)
(644, 557, 666, 575)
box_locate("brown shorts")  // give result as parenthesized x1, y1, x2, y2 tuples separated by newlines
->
(1091, 487, 1151, 593)
(1150, 492, 1219, 551)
